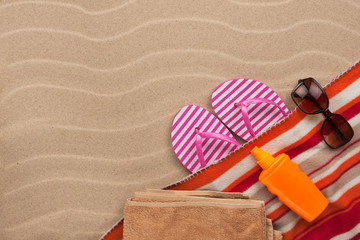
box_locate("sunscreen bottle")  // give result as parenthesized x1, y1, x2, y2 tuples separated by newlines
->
(251, 146, 328, 222)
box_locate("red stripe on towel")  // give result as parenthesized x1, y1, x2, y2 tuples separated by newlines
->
(294, 196, 360, 240)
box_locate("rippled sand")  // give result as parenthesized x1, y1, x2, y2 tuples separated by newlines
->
(1, 0, 359, 239)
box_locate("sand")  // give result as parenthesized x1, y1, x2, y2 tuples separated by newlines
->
(0, 0, 359, 239)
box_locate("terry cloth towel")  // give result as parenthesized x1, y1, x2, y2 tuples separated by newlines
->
(100, 61, 360, 240)
(138, 189, 282, 240)
(123, 190, 281, 240)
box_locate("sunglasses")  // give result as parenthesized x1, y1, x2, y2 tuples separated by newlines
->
(291, 78, 354, 149)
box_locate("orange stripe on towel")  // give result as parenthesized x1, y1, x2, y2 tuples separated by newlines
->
(102, 220, 124, 240)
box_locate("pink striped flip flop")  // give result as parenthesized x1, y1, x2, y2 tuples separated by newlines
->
(212, 79, 290, 142)
(171, 105, 240, 173)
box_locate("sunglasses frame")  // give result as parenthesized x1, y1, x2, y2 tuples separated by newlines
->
(291, 77, 354, 149)
(291, 78, 330, 115)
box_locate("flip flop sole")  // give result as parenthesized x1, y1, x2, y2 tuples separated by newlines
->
(171, 105, 238, 172)
(212, 79, 290, 142)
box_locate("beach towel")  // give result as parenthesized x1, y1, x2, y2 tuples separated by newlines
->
(100, 60, 360, 240)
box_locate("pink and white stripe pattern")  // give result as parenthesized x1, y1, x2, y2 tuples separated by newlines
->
(212, 79, 290, 141)
(171, 105, 239, 172)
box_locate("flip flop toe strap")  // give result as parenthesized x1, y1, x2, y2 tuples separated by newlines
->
(234, 98, 289, 138)
(195, 128, 240, 168)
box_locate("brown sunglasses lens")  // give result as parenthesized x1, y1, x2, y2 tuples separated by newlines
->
(293, 78, 328, 114)
(321, 114, 354, 148)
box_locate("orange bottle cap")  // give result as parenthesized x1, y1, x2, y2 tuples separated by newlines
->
(251, 146, 275, 169)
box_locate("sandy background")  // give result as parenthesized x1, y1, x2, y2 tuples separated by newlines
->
(0, 0, 359, 239)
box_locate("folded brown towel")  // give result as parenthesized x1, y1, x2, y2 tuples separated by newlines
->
(274, 230, 283, 240)
(145, 189, 250, 199)
(123, 190, 282, 240)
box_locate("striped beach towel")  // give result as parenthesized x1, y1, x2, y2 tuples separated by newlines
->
(101, 61, 360, 240)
